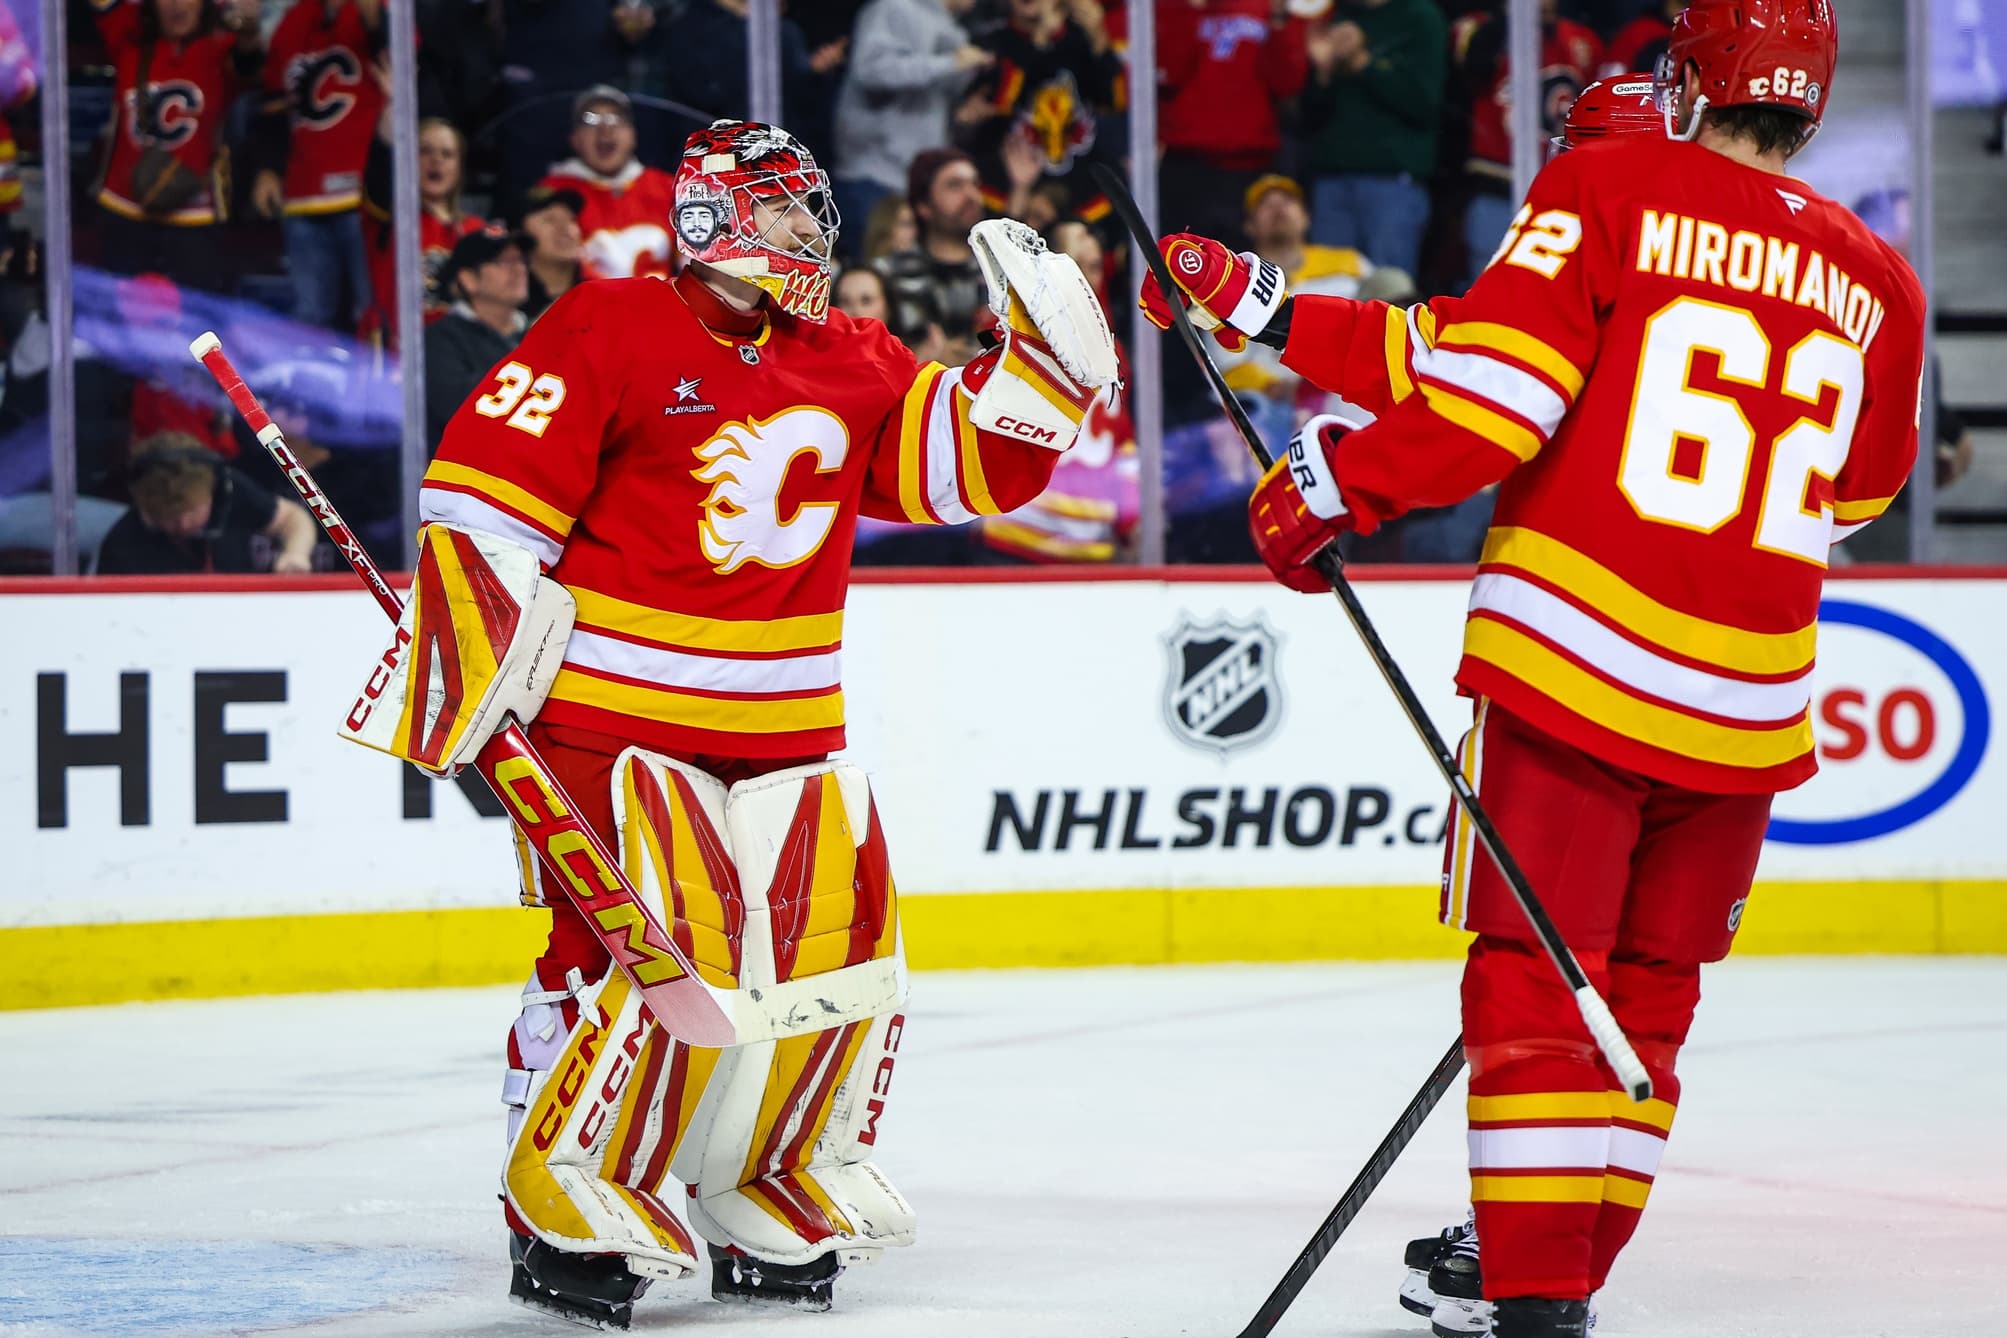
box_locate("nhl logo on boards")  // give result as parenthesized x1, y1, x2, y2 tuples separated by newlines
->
(1163, 614, 1281, 755)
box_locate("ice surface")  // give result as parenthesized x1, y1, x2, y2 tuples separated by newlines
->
(3, 959, 2003, 1337)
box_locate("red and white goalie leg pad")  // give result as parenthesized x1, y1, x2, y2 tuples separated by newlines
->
(668, 760, 916, 1269)
(338, 523, 575, 776)
(500, 755, 747, 1282)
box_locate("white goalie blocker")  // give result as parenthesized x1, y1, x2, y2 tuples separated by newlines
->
(503, 752, 913, 1279)
(966, 218, 1122, 446)
(336, 522, 575, 776)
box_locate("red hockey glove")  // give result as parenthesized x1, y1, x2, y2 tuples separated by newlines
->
(1248, 413, 1359, 593)
(1138, 233, 1287, 353)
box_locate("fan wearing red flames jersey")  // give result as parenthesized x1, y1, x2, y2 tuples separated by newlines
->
(1142, 2, 1922, 1334)
(250, 0, 384, 330)
(540, 85, 681, 281)
(336, 119, 1116, 1328)
(90, 0, 262, 293)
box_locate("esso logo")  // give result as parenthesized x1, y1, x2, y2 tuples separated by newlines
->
(1767, 600, 1990, 845)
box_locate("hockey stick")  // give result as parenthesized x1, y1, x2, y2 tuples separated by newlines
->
(188, 332, 734, 1049)
(1088, 164, 1646, 1101)
(1090, 161, 1649, 1331)
(1235, 1037, 1465, 1338)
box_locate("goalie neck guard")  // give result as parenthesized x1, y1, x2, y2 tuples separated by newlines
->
(673, 120, 839, 322)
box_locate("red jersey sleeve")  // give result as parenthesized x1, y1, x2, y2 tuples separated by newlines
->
(1326, 150, 1611, 531)
(418, 284, 624, 567)
(857, 326, 1065, 526)
(92, 0, 136, 47)
(1281, 292, 1466, 420)
(1831, 247, 1926, 542)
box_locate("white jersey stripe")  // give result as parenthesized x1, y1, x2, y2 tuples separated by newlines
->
(1414, 345, 1569, 436)
(566, 629, 842, 696)
(925, 368, 978, 525)
(418, 488, 564, 569)
(1468, 1124, 1612, 1171)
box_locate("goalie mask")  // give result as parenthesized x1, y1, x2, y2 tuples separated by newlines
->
(673, 120, 839, 322)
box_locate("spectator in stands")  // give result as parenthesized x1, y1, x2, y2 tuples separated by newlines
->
(490, 0, 654, 209)
(97, 430, 318, 575)
(834, 0, 992, 258)
(878, 147, 988, 361)
(1449, 0, 1602, 288)
(839, 263, 950, 364)
(1155, 0, 1310, 250)
(666, 0, 851, 164)
(858, 193, 919, 263)
(1019, 176, 1072, 234)
(360, 106, 486, 348)
(959, 0, 1123, 225)
(90, 0, 264, 295)
(424, 229, 528, 451)
(251, 0, 385, 331)
(1602, 0, 1685, 77)
(516, 184, 585, 322)
(542, 86, 677, 280)
(0, 3, 38, 219)
(1216, 174, 1375, 453)
(1297, 0, 1444, 277)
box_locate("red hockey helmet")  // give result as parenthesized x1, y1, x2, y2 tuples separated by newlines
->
(1655, 0, 1838, 147)
(1555, 74, 1664, 150)
(673, 120, 838, 321)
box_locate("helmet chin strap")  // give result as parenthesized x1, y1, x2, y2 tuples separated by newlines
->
(1665, 90, 1709, 141)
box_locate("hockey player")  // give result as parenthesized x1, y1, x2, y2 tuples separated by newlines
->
(1138, 1, 1923, 1334)
(337, 119, 1116, 1327)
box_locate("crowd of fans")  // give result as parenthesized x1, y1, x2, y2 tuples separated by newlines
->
(0, 0, 1965, 574)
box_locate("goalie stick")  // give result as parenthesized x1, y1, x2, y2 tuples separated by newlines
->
(1089, 162, 1652, 1331)
(188, 331, 734, 1049)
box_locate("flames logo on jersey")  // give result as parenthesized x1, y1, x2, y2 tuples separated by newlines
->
(288, 46, 363, 128)
(692, 407, 852, 576)
(124, 81, 203, 150)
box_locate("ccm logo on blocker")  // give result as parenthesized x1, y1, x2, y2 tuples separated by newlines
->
(1766, 599, 1990, 845)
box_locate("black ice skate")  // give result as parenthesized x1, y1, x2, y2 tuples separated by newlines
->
(708, 1242, 841, 1311)
(509, 1231, 651, 1331)
(1401, 1211, 1476, 1317)
(1491, 1297, 1592, 1338)
(1424, 1219, 1490, 1338)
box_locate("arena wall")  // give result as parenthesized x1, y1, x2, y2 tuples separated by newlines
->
(4, 568, 2001, 1010)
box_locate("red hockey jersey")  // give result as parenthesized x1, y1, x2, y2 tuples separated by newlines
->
(93, 1, 246, 225)
(540, 159, 678, 280)
(421, 273, 1065, 759)
(1281, 136, 1925, 795)
(265, 0, 383, 214)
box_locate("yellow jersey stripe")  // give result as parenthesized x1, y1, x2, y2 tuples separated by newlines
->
(1421, 385, 1544, 461)
(1385, 305, 1415, 404)
(1465, 619, 1813, 768)
(1608, 1092, 1678, 1132)
(550, 669, 845, 735)
(896, 363, 947, 524)
(1482, 528, 1817, 676)
(568, 587, 843, 655)
(1470, 1092, 1615, 1124)
(1439, 321, 1586, 398)
(424, 461, 574, 537)
(1833, 494, 1897, 522)
(1601, 1173, 1653, 1209)
(1470, 1174, 1606, 1204)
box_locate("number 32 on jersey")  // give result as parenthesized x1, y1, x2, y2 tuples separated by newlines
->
(1619, 296, 1862, 566)
(476, 361, 569, 437)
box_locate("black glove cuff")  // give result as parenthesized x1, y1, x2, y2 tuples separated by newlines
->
(1252, 294, 1293, 351)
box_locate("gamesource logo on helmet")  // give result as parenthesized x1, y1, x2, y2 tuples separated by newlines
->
(673, 119, 840, 322)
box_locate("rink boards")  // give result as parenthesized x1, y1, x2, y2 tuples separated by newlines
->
(3, 569, 2003, 1008)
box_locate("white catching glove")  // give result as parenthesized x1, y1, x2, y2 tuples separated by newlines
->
(964, 218, 1122, 448)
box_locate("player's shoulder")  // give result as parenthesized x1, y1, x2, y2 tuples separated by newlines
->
(536, 276, 682, 341)
(1796, 187, 1927, 313)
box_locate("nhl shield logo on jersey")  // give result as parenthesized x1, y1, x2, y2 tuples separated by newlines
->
(1163, 615, 1281, 754)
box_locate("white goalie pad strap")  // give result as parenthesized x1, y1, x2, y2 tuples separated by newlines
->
(502, 966, 699, 1277)
(969, 218, 1121, 389)
(338, 523, 575, 776)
